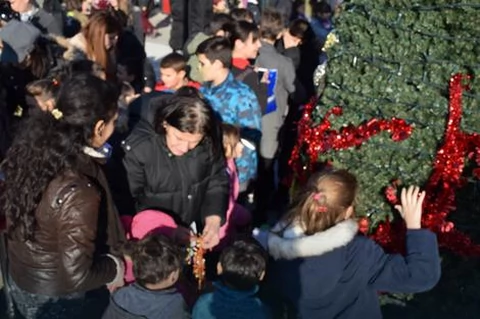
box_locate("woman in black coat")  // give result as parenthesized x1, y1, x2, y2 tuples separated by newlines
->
(122, 88, 229, 249)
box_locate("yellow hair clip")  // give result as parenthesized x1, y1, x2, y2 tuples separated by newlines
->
(51, 108, 63, 120)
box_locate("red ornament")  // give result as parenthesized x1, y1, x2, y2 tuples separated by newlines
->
(358, 217, 369, 235)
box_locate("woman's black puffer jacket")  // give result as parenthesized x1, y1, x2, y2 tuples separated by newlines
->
(122, 95, 229, 228)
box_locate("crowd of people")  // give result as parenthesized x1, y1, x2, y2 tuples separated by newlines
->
(0, 0, 441, 318)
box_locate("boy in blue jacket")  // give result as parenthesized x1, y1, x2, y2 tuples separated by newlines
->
(197, 36, 262, 193)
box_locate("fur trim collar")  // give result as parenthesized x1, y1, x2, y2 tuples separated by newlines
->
(268, 219, 358, 260)
(83, 146, 107, 159)
(68, 33, 87, 52)
(48, 34, 86, 61)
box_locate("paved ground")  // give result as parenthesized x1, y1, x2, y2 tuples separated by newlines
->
(144, 10, 173, 80)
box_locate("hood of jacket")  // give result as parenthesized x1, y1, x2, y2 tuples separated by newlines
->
(268, 219, 358, 260)
(267, 220, 359, 306)
(109, 283, 185, 319)
(124, 92, 173, 151)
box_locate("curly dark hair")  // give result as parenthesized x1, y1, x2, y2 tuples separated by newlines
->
(124, 232, 183, 287)
(0, 73, 119, 241)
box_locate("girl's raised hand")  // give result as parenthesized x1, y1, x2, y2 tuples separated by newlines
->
(394, 186, 426, 229)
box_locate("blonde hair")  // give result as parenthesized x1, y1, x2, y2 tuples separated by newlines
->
(283, 169, 358, 235)
(222, 123, 240, 159)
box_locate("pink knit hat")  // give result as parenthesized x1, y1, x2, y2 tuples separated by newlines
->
(130, 210, 178, 239)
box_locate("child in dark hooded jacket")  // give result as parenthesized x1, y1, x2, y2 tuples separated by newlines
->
(254, 169, 440, 319)
(102, 233, 190, 319)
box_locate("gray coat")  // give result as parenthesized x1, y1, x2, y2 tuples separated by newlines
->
(255, 41, 295, 158)
(31, 8, 63, 35)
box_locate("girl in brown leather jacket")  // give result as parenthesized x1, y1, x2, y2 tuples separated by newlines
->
(0, 74, 126, 318)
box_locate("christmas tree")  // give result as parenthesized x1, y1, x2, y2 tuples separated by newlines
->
(292, 1, 480, 252)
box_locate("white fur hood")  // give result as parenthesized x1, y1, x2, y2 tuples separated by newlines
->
(268, 219, 359, 260)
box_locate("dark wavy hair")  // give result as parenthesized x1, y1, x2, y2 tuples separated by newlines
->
(0, 73, 119, 241)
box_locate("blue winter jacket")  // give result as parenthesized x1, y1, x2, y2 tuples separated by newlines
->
(200, 73, 262, 186)
(260, 219, 441, 319)
(192, 281, 271, 319)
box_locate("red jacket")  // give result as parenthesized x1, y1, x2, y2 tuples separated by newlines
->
(154, 80, 201, 92)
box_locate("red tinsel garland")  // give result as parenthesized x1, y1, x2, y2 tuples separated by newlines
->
(289, 104, 413, 169)
(289, 74, 480, 255)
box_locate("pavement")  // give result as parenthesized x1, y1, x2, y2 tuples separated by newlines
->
(144, 10, 174, 80)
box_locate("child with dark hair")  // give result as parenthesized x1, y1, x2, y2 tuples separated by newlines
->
(103, 233, 189, 319)
(192, 239, 271, 319)
(275, 19, 310, 71)
(237, 0, 260, 23)
(155, 52, 200, 92)
(185, 13, 235, 83)
(117, 58, 145, 94)
(291, 0, 308, 21)
(26, 77, 61, 112)
(217, 124, 252, 249)
(197, 36, 262, 194)
(311, 1, 334, 60)
(231, 8, 254, 23)
(230, 20, 266, 110)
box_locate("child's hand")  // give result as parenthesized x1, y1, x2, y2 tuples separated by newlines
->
(394, 186, 426, 229)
